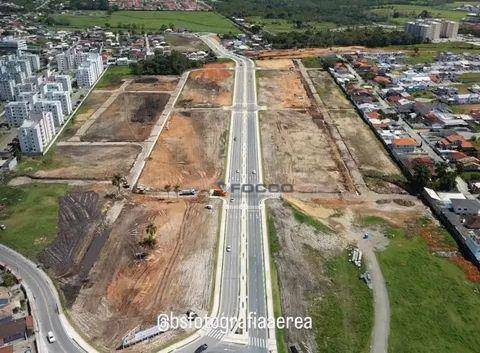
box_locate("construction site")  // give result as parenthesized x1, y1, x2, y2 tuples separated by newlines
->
(177, 63, 234, 108)
(138, 109, 229, 191)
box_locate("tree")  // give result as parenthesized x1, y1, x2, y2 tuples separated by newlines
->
(141, 222, 157, 248)
(174, 184, 180, 198)
(111, 174, 126, 194)
(412, 163, 431, 191)
(435, 162, 457, 191)
(7, 138, 21, 161)
(164, 184, 171, 198)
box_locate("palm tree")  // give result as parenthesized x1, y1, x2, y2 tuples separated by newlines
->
(165, 184, 171, 198)
(142, 222, 157, 248)
(174, 184, 180, 198)
(111, 174, 126, 194)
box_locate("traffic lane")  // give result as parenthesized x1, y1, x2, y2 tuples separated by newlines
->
(247, 209, 268, 351)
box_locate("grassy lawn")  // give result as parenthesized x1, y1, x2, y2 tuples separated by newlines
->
(95, 65, 133, 89)
(308, 248, 373, 353)
(53, 10, 240, 34)
(375, 217, 480, 353)
(266, 210, 288, 353)
(16, 147, 69, 176)
(289, 204, 333, 233)
(459, 72, 480, 84)
(0, 184, 70, 260)
(372, 3, 469, 25)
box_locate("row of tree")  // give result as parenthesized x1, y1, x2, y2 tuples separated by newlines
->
(412, 162, 458, 193)
(264, 27, 422, 49)
(130, 50, 214, 76)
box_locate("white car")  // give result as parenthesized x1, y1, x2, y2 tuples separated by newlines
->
(47, 331, 56, 343)
(226, 246, 231, 252)
(252, 170, 256, 174)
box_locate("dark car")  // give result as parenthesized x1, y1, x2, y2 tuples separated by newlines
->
(194, 344, 208, 353)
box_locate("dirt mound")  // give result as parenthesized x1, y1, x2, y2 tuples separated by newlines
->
(134, 77, 158, 84)
(41, 190, 107, 304)
(178, 69, 233, 108)
(83, 92, 170, 142)
(131, 96, 164, 123)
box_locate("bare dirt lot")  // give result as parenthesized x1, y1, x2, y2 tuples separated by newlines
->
(70, 196, 220, 351)
(32, 145, 141, 180)
(83, 92, 170, 142)
(126, 76, 179, 92)
(139, 109, 229, 191)
(329, 109, 399, 176)
(247, 46, 368, 60)
(177, 68, 233, 108)
(165, 33, 209, 53)
(309, 70, 352, 110)
(260, 110, 349, 193)
(257, 70, 309, 109)
(256, 59, 294, 70)
(61, 91, 112, 140)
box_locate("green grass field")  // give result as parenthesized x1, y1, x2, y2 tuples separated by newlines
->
(373, 3, 469, 25)
(459, 72, 480, 84)
(53, 10, 240, 34)
(0, 184, 70, 260)
(95, 65, 133, 89)
(376, 217, 480, 353)
(308, 248, 373, 353)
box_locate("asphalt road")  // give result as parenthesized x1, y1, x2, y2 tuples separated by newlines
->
(0, 244, 84, 353)
(175, 39, 273, 353)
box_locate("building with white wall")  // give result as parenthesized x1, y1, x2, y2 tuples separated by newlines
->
(405, 19, 459, 41)
(19, 53, 40, 72)
(76, 62, 97, 89)
(5, 101, 29, 127)
(54, 74, 72, 92)
(56, 51, 75, 72)
(33, 100, 64, 128)
(45, 90, 72, 116)
(0, 79, 15, 101)
(17, 91, 39, 107)
(18, 111, 56, 155)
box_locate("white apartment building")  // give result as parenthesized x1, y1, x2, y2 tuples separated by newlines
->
(5, 101, 29, 127)
(0, 38, 27, 52)
(0, 79, 15, 101)
(76, 62, 97, 88)
(33, 100, 64, 128)
(405, 19, 459, 41)
(19, 53, 41, 72)
(45, 90, 72, 115)
(56, 51, 75, 72)
(15, 59, 32, 78)
(54, 74, 72, 92)
(15, 82, 36, 95)
(17, 91, 39, 107)
(41, 82, 63, 95)
(18, 111, 56, 155)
